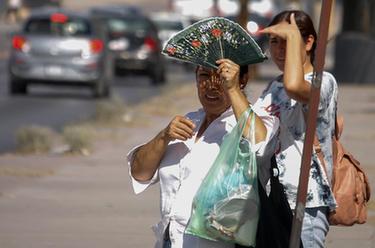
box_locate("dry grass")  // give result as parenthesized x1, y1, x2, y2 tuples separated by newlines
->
(62, 125, 95, 155)
(15, 126, 55, 154)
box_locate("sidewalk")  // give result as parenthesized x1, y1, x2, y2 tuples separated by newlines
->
(0, 78, 374, 247)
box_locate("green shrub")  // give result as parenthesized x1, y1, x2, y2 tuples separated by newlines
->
(16, 126, 53, 153)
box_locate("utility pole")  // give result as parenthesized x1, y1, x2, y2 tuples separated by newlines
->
(342, 0, 366, 32)
(370, 0, 375, 39)
(289, 1, 333, 247)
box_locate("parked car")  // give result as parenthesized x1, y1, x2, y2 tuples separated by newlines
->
(23, 0, 62, 8)
(150, 11, 189, 47)
(8, 7, 110, 97)
(90, 5, 166, 85)
(150, 11, 193, 70)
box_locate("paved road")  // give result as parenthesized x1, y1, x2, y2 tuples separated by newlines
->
(0, 54, 195, 153)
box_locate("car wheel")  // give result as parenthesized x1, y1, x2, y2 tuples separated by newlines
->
(114, 67, 126, 77)
(150, 68, 166, 86)
(92, 77, 110, 98)
(9, 77, 27, 95)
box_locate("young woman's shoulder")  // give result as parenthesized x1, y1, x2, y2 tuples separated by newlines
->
(322, 71, 338, 93)
(305, 71, 338, 89)
(322, 71, 338, 84)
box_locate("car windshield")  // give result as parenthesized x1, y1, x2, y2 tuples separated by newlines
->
(153, 20, 183, 31)
(24, 17, 91, 36)
(107, 18, 150, 33)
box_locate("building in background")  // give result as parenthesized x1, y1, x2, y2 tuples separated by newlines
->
(169, 0, 277, 22)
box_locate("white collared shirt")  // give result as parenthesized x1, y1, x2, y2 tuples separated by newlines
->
(127, 107, 276, 248)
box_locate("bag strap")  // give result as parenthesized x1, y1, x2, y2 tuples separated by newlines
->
(313, 113, 342, 183)
(300, 109, 337, 185)
(269, 156, 285, 203)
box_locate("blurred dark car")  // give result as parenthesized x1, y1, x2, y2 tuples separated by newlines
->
(23, 0, 62, 8)
(150, 11, 189, 48)
(90, 5, 166, 85)
(8, 7, 110, 97)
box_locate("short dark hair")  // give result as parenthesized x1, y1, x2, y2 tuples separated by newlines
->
(239, 65, 249, 78)
(268, 10, 317, 63)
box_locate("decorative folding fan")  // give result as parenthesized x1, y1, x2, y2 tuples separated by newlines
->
(162, 17, 267, 69)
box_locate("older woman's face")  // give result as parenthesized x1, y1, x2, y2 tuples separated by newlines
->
(196, 66, 231, 116)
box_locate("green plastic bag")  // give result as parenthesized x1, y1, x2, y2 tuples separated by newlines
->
(185, 108, 259, 246)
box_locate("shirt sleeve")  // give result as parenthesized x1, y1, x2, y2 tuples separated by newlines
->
(244, 94, 278, 188)
(126, 144, 159, 195)
(251, 94, 280, 157)
(319, 73, 338, 113)
(303, 72, 337, 114)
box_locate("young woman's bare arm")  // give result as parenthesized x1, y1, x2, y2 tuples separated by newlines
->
(261, 13, 313, 103)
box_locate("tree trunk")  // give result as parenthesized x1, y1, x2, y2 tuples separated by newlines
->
(237, 0, 249, 29)
(334, 0, 375, 84)
(369, 0, 375, 38)
(342, 0, 366, 32)
(237, 0, 259, 79)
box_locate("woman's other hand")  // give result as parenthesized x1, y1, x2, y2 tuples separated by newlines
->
(216, 58, 241, 92)
(163, 116, 196, 142)
(131, 116, 195, 181)
(261, 12, 312, 103)
(260, 13, 300, 40)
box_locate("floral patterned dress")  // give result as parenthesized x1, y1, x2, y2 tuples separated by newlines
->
(252, 71, 338, 210)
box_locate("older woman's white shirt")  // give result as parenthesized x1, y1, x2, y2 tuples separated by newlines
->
(127, 107, 276, 248)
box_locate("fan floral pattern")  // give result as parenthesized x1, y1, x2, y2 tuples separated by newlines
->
(162, 17, 267, 69)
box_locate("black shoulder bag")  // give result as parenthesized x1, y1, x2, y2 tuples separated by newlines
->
(236, 155, 303, 248)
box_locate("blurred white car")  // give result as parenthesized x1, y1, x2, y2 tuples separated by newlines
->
(171, 0, 213, 20)
(8, 7, 110, 97)
(150, 12, 190, 47)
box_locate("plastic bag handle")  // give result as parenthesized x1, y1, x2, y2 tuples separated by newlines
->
(237, 107, 256, 145)
(237, 107, 256, 177)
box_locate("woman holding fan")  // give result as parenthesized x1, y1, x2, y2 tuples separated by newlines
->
(126, 57, 276, 247)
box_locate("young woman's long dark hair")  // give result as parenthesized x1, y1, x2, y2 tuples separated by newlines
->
(268, 10, 317, 63)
